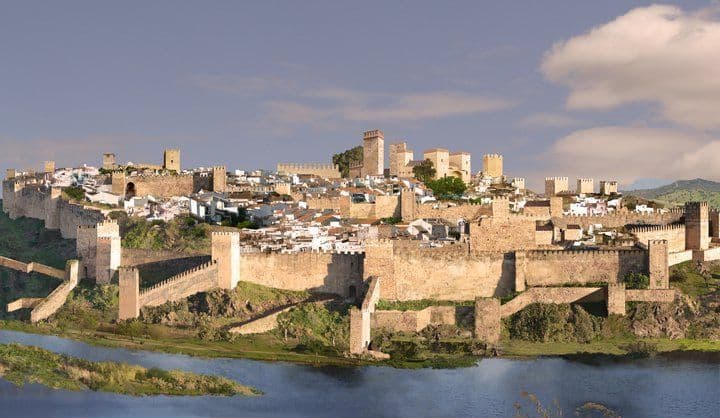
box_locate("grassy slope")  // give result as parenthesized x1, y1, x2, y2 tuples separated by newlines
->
(625, 178, 720, 208)
(0, 343, 258, 396)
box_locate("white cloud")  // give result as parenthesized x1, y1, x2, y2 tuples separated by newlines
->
(541, 5, 720, 129)
(519, 112, 584, 129)
(191, 75, 516, 129)
(540, 126, 720, 186)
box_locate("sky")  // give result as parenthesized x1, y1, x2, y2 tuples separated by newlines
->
(2, 1, 719, 190)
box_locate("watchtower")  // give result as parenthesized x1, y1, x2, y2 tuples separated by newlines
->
(482, 154, 503, 178)
(212, 166, 227, 192)
(685, 201, 709, 250)
(600, 180, 618, 195)
(102, 153, 117, 170)
(545, 177, 569, 196)
(423, 148, 450, 180)
(362, 130, 384, 176)
(163, 148, 181, 172)
(576, 178, 594, 195)
(43, 161, 56, 174)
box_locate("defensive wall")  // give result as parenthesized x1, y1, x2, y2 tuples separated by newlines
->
(628, 224, 686, 253)
(4, 258, 79, 323)
(552, 209, 684, 230)
(349, 276, 380, 355)
(110, 170, 224, 198)
(371, 306, 455, 333)
(277, 163, 341, 179)
(2, 180, 105, 239)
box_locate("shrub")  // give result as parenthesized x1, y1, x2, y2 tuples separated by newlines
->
(276, 303, 349, 351)
(508, 304, 571, 342)
(625, 273, 650, 289)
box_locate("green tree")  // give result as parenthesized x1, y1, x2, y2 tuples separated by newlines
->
(332, 146, 363, 178)
(426, 176, 467, 198)
(412, 159, 436, 183)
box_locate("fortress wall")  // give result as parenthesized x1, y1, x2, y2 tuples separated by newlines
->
(348, 203, 375, 219)
(669, 250, 693, 266)
(306, 195, 351, 214)
(139, 261, 218, 307)
(27, 262, 65, 280)
(57, 200, 104, 239)
(470, 217, 538, 253)
(625, 289, 675, 303)
(412, 202, 490, 223)
(517, 249, 647, 287)
(349, 276, 380, 354)
(373, 195, 401, 219)
(371, 306, 455, 333)
(0, 256, 29, 272)
(30, 261, 78, 322)
(240, 252, 364, 297)
(121, 248, 209, 266)
(131, 174, 195, 198)
(630, 225, 686, 253)
(554, 210, 684, 229)
(277, 163, 340, 179)
(76, 226, 98, 279)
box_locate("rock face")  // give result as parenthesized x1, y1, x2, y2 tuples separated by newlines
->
(628, 291, 720, 340)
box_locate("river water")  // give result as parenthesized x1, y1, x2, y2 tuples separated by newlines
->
(0, 330, 717, 417)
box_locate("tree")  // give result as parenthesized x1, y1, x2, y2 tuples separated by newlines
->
(426, 176, 467, 198)
(412, 159, 436, 183)
(332, 146, 363, 178)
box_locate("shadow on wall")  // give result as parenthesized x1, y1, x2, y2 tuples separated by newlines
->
(310, 253, 364, 298)
(135, 255, 212, 288)
(497, 252, 516, 297)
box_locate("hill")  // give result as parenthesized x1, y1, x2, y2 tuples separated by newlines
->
(625, 178, 720, 208)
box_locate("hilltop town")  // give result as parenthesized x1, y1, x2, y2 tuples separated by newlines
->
(1, 129, 719, 362)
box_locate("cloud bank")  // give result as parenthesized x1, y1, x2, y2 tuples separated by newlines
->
(541, 5, 720, 129)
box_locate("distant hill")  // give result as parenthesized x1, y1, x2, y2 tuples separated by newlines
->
(625, 178, 720, 208)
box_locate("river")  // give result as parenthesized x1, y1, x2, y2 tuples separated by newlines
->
(0, 330, 717, 417)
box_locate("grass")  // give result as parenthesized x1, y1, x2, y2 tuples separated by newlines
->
(0, 343, 259, 396)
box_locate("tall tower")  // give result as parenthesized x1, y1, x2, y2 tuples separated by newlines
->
(482, 154, 503, 178)
(212, 166, 227, 192)
(389, 142, 413, 177)
(450, 152, 472, 183)
(43, 161, 56, 174)
(545, 177, 569, 196)
(600, 181, 618, 195)
(362, 130, 384, 176)
(102, 153, 116, 170)
(163, 148, 181, 172)
(685, 201, 709, 250)
(423, 148, 450, 180)
(576, 178, 594, 195)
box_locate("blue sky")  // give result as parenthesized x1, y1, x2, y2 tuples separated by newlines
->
(2, 1, 719, 190)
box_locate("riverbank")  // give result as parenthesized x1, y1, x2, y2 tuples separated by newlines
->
(2, 319, 719, 370)
(0, 342, 259, 396)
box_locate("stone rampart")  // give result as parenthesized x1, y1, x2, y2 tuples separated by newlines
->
(138, 261, 219, 308)
(371, 306, 455, 333)
(240, 251, 363, 297)
(349, 276, 380, 355)
(629, 224, 686, 253)
(669, 250, 693, 266)
(553, 209, 684, 230)
(121, 248, 209, 266)
(516, 249, 647, 287)
(277, 163, 341, 178)
(30, 260, 79, 322)
(625, 289, 676, 303)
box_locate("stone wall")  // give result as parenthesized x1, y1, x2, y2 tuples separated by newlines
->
(553, 209, 684, 230)
(240, 251, 364, 297)
(29, 260, 79, 322)
(469, 217, 538, 253)
(516, 249, 647, 287)
(371, 306, 455, 333)
(669, 250, 693, 266)
(625, 289, 675, 303)
(121, 248, 209, 266)
(139, 261, 219, 308)
(349, 276, 380, 354)
(629, 224, 686, 253)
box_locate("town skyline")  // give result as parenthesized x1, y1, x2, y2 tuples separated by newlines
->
(2, 1, 719, 189)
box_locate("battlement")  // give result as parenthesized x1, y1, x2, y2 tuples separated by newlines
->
(278, 163, 339, 170)
(363, 129, 384, 139)
(545, 176, 569, 181)
(577, 178, 593, 183)
(483, 153, 502, 159)
(139, 260, 217, 296)
(212, 165, 226, 170)
(685, 201, 709, 209)
(450, 151, 471, 156)
(77, 224, 98, 230)
(525, 248, 645, 257)
(648, 239, 669, 246)
(628, 224, 685, 233)
(211, 231, 241, 237)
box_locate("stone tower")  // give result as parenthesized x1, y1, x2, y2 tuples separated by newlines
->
(576, 178, 594, 195)
(118, 267, 140, 320)
(685, 201, 709, 250)
(102, 153, 116, 170)
(600, 181, 618, 195)
(482, 154, 503, 178)
(362, 130, 384, 177)
(450, 152, 472, 183)
(43, 161, 55, 174)
(212, 232, 240, 289)
(212, 166, 227, 192)
(423, 148, 450, 180)
(163, 148, 181, 172)
(545, 177, 569, 196)
(389, 142, 413, 177)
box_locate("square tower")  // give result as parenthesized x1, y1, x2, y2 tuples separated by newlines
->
(600, 181, 618, 195)
(389, 142, 414, 177)
(212, 166, 227, 192)
(450, 152, 472, 183)
(685, 201, 709, 250)
(545, 177, 569, 196)
(6, 169, 16, 179)
(102, 153, 116, 170)
(163, 148, 181, 172)
(511, 177, 525, 190)
(43, 161, 56, 174)
(482, 154, 503, 178)
(576, 178, 594, 195)
(423, 148, 450, 180)
(362, 130, 384, 176)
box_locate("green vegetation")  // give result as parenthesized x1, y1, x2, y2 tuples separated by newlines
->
(376, 299, 473, 311)
(507, 304, 620, 343)
(62, 186, 86, 202)
(412, 159, 436, 183)
(0, 343, 258, 396)
(625, 272, 650, 290)
(277, 303, 349, 353)
(332, 146, 363, 178)
(110, 212, 210, 252)
(670, 261, 720, 297)
(380, 217, 402, 225)
(219, 208, 260, 229)
(626, 178, 720, 209)
(426, 176, 468, 199)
